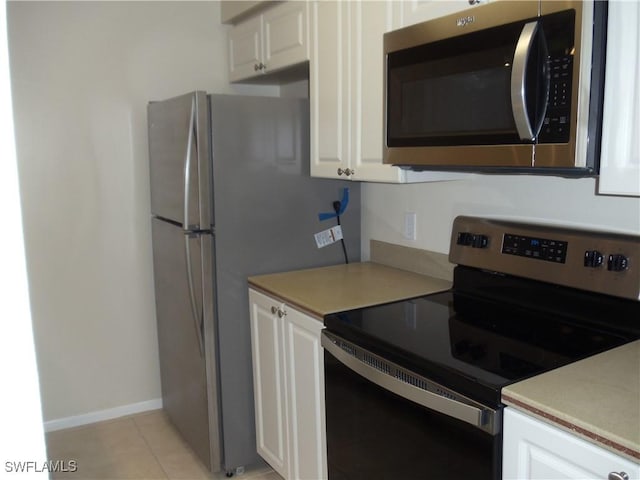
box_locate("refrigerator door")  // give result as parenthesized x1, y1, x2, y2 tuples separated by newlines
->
(150, 217, 221, 471)
(148, 91, 212, 229)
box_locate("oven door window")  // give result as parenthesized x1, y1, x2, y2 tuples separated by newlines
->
(386, 18, 548, 147)
(324, 351, 500, 479)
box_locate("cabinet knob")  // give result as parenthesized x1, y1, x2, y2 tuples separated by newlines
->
(468, 0, 481, 4)
(277, 308, 287, 318)
(337, 168, 354, 177)
(609, 473, 629, 480)
(254, 62, 266, 72)
(271, 306, 278, 314)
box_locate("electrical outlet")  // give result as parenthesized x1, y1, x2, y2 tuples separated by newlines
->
(404, 212, 417, 241)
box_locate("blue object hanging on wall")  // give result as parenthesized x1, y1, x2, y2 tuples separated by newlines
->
(318, 188, 349, 221)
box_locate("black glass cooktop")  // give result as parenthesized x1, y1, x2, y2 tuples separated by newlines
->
(324, 267, 640, 406)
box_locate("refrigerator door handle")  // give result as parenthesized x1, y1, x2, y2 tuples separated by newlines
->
(183, 95, 196, 229)
(184, 233, 205, 356)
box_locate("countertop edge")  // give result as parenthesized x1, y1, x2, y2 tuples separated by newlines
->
(247, 282, 324, 320)
(502, 394, 640, 463)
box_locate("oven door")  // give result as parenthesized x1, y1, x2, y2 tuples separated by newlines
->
(322, 331, 502, 480)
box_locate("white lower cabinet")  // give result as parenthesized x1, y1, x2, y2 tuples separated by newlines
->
(503, 408, 640, 480)
(249, 289, 327, 480)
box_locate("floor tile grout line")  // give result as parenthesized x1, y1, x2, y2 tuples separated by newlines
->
(131, 413, 171, 480)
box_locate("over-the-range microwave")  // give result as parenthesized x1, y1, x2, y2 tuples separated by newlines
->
(383, 1, 607, 175)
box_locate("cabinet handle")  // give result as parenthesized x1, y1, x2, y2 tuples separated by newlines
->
(271, 306, 278, 314)
(277, 308, 287, 318)
(609, 473, 629, 480)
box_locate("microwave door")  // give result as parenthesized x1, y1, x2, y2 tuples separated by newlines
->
(511, 20, 550, 143)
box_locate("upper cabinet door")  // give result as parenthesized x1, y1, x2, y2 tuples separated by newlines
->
(263, 2, 309, 73)
(309, 1, 350, 179)
(350, 0, 405, 182)
(228, 15, 263, 82)
(228, 2, 309, 83)
(598, 0, 640, 197)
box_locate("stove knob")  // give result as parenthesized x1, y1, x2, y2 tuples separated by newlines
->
(607, 254, 629, 272)
(471, 234, 489, 249)
(584, 250, 603, 268)
(457, 232, 474, 246)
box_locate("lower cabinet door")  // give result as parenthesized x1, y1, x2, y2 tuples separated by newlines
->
(284, 308, 327, 480)
(249, 289, 328, 480)
(503, 408, 640, 480)
(249, 290, 289, 478)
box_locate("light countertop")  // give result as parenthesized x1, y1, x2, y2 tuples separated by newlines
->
(502, 340, 640, 463)
(248, 261, 452, 319)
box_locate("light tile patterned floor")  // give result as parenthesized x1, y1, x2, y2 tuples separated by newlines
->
(46, 410, 282, 480)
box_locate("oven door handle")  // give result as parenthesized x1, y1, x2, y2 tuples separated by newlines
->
(322, 331, 500, 435)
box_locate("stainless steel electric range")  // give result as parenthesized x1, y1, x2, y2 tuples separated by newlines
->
(322, 216, 640, 480)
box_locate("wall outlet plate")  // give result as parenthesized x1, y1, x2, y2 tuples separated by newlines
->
(404, 212, 417, 241)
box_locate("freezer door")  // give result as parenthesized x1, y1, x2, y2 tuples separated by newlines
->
(148, 91, 211, 229)
(151, 217, 220, 471)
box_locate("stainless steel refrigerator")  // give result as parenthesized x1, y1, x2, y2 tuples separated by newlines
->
(147, 92, 360, 475)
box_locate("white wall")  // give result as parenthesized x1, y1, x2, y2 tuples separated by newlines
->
(7, 1, 274, 424)
(362, 175, 640, 258)
(1, 0, 47, 468)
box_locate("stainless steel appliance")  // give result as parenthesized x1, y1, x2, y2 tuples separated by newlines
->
(322, 216, 639, 479)
(148, 92, 360, 475)
(383, 1, 606, 173)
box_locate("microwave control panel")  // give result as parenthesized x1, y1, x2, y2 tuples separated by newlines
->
(538, 55, 573, 144)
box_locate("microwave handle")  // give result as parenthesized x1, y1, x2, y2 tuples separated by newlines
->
(511, 21, 549, 141)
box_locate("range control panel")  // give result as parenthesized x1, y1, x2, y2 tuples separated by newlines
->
(450, 216, 640, 301)
(501, 234, 567, 264)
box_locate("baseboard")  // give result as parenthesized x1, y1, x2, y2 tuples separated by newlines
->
(43, 398, 163, 432)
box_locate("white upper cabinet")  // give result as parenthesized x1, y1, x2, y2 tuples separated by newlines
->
(309, 0, 467, 183)
(350, 1, 406, 182)
(309, 1, 350, 179)
(229, 2, 309, 82)
(399, 0, 489, 28)
(598, 0, 640, 197)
